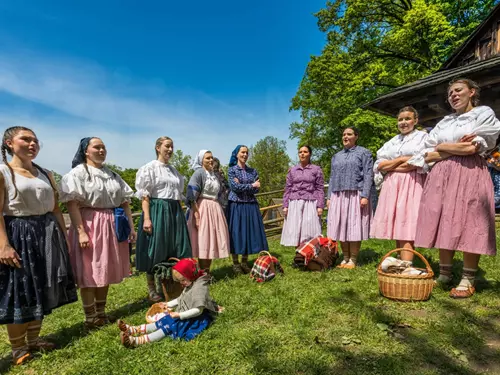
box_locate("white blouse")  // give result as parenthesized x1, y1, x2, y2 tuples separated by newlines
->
(59, 164, 134, 208)
(201, 171, 220, 200)
(409, 106, 500, 169)
(0, 164, 55, 216)
(135, 160, 184, 200)
(374, 130, 428, 187)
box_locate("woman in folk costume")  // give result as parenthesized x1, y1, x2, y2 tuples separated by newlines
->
(280, 145, 325, 247)
(186, 150, 230, 273)
(370, 106, 428, 261)
(226, 145, 269, 275)
(408, 78, 500, 298)
(212, 157, 230, 214)
(60, 137, 135, 329)
(326, 127, 373, 269)
(135, 136, 192, 302)
(118, 258, 222, 347)
(0, 126, 77, 365)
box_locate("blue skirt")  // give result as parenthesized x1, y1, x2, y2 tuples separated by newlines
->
(0, 214, 78, 324)
(227, 201, 269, 255)
(155, 311, 213, 341)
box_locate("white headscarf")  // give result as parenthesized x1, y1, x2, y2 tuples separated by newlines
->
(191, 149, 210, 170)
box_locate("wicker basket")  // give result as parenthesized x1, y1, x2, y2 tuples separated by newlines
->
(377, 248, 434, 302)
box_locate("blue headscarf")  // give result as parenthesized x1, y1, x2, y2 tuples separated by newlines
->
(229, 144, 245, 167)
(71, 137, 95, 168)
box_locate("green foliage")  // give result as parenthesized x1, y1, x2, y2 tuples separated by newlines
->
(247, 136, 291, 193)
(2, 238, 500, 374)
(170, 150, 194, 186)
(51, 170, 68, 213)
(291, 0, 499, 170)
(105, 163, 141, 213)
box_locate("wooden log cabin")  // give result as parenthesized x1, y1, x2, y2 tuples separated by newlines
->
(365, 3, 500, 126)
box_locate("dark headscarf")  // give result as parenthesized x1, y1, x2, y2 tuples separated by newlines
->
(71, 137, 95, 168)
(229, 144, 244, 167)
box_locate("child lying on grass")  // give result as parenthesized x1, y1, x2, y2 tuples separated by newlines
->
(118, 258, 222, 347)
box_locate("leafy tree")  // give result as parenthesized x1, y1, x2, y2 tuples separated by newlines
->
(170, 150, 194, 190)
(52, 170, 68, 213)
(105, 163, 141, 213)
(291, 0, 499, 175)
(247, 136, 291, 194)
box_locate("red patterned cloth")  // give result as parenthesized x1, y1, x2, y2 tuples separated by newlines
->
(250, 252, 284, 283)
(297, 236, 337, 266)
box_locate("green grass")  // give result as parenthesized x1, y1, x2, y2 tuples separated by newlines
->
(1, 239, 500, 375)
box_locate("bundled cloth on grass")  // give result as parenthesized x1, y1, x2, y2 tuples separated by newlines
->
(293, 236, 338, 271)
(250, 251, 284, 283)
(152, 259, 179, 295)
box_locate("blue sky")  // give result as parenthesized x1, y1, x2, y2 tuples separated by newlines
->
(0, 0, 327, 173)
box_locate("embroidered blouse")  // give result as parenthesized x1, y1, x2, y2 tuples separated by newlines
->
(282, 164, 324, 208)
(0, 164, 55, 216)
(374, 130, 428, 186)
(228, 164, 259, 203)
(327, 145, 373, 199)
(409, 106, 500, 169)
(135, 160, 184, 200)
(59, 164, 134, 208)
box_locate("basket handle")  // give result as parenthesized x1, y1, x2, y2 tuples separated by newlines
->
(167, 257, 181, 263)
(377, 248, 434, 275)
(258, 251, 272, 258)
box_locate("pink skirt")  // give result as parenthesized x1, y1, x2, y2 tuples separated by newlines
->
(370, 170, 426, 241)
(68, 208, 130, 288)
(327, 190, 371, 242)
(415, 155, 496, 255)
(187, 198, 230, 259)
(280, 199, 321, 246)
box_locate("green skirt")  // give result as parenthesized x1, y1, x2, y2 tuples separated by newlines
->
(136, 198, 192, 273)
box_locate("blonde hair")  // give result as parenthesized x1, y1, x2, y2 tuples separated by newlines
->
(155, 136, 173, 157)
(172, 269, 188, 283)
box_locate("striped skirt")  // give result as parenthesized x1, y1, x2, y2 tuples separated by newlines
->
(280, 199, 321, 247)
(327, 190, 371, 242)
(68, 208, 130, 287)
(0, 214, 78, 324)
(415, 155, 496, 255)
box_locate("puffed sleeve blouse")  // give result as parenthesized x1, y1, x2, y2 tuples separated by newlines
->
(59, 164, 134, 208)
(408, 106, 500, 169)
(135, 160, 184, 200)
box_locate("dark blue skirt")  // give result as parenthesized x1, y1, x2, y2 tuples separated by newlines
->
(0, 214, 78, 324)
(227, 201, 269, 255)
(155, 311, 213, 341)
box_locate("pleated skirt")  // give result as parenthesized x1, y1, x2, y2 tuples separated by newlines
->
(0, 214, 78, 324)
(227, 201, 269, 255)
(280, 199, 321, 247)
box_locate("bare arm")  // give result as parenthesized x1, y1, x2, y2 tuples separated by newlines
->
(424, 151, 452, 164)
(141, 196, 152, 234)
(377, 156, 411, 172)
(436, 142, 479, 156)
(0, 174, 21, 268)
(392, 163, 417, 173)
(67, 200, 91, 249)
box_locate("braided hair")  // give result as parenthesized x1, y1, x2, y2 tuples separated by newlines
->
(1, 126, 57, 199)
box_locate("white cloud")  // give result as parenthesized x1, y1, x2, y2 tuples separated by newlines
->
(0, 51, 298, 174)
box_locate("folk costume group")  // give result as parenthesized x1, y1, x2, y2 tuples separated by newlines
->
(0, 78, 499, 364)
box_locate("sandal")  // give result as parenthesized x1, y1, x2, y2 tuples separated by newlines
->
(117, 319, 128, 333)
(148, 291, 163, 303)
(28, 338, 56, 352)
(342, 263, 356, 270)
(240, 263, 252, 274)
(12, 350, 33, 366)
(84, 317, 106, 331)
(449, 286, 476, 299)
(336, 261, 347, 269)
(120, 331, 135, 349)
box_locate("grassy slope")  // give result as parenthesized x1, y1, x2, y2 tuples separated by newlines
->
(1, 239, 500, 375)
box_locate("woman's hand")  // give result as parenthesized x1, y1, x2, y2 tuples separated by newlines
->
(129, 229, 137, 243)
(0, 243, 21, 268)
(317, 208, 323, 217)
(143, 218, 153, 234)
(78, 230, 91, 249)
(360, 197, 369, 209)
(282, 207, 288, 217)
(459, 134, 476, 143)
(252, 180, 260, 189)
(326, 199, 330, 209)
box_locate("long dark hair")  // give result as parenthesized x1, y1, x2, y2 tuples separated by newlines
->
(2, 126, 57, 199)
